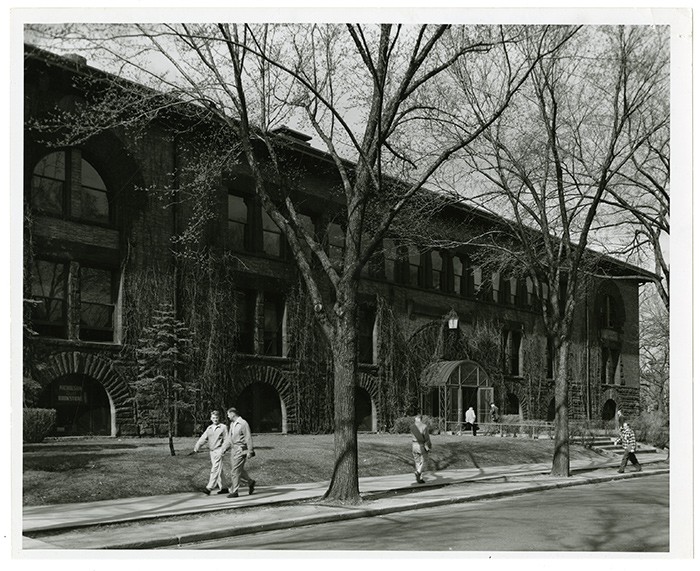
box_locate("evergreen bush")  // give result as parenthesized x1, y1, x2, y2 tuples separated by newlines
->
(23, 408, 56, 443)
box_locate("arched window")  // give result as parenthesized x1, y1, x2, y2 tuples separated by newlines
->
(31, 151, 110, 224)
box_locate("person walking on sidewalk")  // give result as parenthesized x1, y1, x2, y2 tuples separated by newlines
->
(615, 421, 642, 473)
(465, 406, 478, 436)
(410, 413, 432, 484)
(222, 407, 256, 498)
(193, 410, 229, 495)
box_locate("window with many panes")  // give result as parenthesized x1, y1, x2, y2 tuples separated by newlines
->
(263, 295, 284, 356)
(79, 267, 115, 342)
(227, 194, 248, 251)
(31, 151, 110, 225)
(430, 250, 443, 290)
(407, 245, 421, 287)
(262, 210, 283, 257)
(31, 259, 67, 338)
(234, 289, 255, 354)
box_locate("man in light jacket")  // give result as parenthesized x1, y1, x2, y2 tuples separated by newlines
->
(194, 410, 229, 495)
(222, 407, 256, 498)
(410, 413, 432, 484)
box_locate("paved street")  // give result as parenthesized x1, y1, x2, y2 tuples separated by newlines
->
(188, 473, 668, 552)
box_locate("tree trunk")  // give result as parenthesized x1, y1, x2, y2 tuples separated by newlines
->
(551, 337, 570, 476)
(322, 296, 361, 504)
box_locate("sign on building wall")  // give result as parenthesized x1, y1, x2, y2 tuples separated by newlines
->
(57, 384, 86, 404)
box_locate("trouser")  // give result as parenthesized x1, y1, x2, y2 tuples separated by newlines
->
(466, 422, 477, 436)
(206, 449, 225, 491)
(619, 450, 640, 471)
(412, 442, 427, 475)
(229, 446, 252, 494)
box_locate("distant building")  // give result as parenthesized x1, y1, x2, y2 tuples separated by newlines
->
(23, 45, 653, 437)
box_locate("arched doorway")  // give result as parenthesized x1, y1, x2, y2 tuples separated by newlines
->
(236, 382, 283, 433)
(421, 360, 492, 431)
(601, 399, 617, 421)
(37, 374, 111, 436)
(355, 387, 373, 432)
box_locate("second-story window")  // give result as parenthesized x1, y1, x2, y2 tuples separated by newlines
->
(263, 295, 284, 356)
(453, 256, 463, 295)
(30, 259, 67, 338)
(407, 245, 421, 287)
(227, 194, 248, 251)
(262, 210, 283, 258)
(384, 239, 397, 282)
(430, 250, 443, 291)
(327, 222, 345, 266)
(79, 267, 115, 342)
(233, 289, 255, 354)
(31, 150, 110, 225)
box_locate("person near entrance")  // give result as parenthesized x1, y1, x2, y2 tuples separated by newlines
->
(465, 406, 478, 436)
(410, 413, 432, 484)
(489, 402, 500, 423)
(222, 407, 256, 498)
(193, 410, 229, 495)
(615, 421, 642, 473)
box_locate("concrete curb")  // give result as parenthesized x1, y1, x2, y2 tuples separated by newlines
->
(97, 467, 669, 549)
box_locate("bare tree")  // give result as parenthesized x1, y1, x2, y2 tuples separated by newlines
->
(25, 22, 575, 502)
(448, 25, 669, 476)
(638, 286, 669, 413)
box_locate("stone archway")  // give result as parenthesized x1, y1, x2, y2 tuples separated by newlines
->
(32, 351, 132, 436)
(358, 373, 379, 432)
(231, 366, 295, 434)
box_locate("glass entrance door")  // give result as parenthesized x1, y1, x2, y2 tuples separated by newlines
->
(478, 387, 494, 424)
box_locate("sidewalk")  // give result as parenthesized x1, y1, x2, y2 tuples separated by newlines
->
(23, 452, 669, 550)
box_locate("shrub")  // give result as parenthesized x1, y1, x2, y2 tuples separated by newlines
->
(23, 408, 57, 443)
(631, 411, 669, 450)
(392, 415, 441, 434)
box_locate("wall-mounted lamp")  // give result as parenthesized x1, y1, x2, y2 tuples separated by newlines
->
(447, 308, 459, 330)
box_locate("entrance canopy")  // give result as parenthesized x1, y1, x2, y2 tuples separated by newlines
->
(421, 360, 490, 388)
(421, 360, 493, 430)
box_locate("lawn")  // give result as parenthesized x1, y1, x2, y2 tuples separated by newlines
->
(23, 433, 605, 506)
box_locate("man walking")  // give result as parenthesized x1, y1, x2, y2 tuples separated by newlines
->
(193, 410, 229, 495)
(465, 406, 478, 436)
(615, 421, 642, 473)
(490, 402, 500, 423)
(222, 407, 256, 498)
(410, 413, 432, 484)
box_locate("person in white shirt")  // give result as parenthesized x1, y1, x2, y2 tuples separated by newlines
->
(465, 406, 478, 436)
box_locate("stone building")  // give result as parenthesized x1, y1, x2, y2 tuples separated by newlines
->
(22, 45, 653, 437)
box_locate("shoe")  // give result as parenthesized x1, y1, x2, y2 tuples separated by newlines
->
(248, 480, 256, 495)
(418, 478, 426, 484)
(414, 471, 421, 483)
(617, 469, 625, 473)
(227, 492, 239, 498)
(217, 488, 229, 495)
(203, 488, 212, 495)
